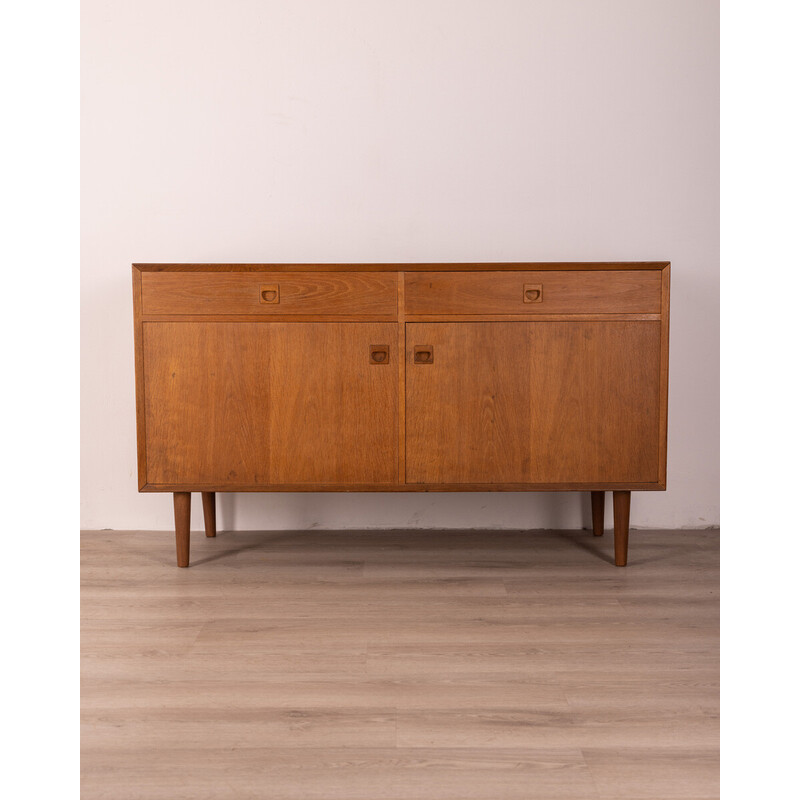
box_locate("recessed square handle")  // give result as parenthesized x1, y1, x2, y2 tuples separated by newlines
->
(260, 285, 280, 304)
(369, 345, 390, 365)
(523, 284, 543, 303)
(414, 345, 434, 364)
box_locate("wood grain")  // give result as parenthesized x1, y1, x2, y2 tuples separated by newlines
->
(201, 492, 216, 538)
(141, 481, 665, 492)
(143, 322, 398, 485)
(614, 490, 631, 567)
(81, 528, 719, 799)
(141, 314, 397, 323)
(134, 261, 670, 272)
(591, 491, 605, 536)
(406, 322, 532, 483)
(406, 322, 661, 485)
(265, 322, 398, 484)
(659, 264, 671, 486)
(132, 267, 147, 489)
(397, 274, 406, 483)
(172, 492, 190, 567)
(141, 271, 398, 316)
(529, 322, 661, 483)
(143, 323, 273, 485)
(404, 271, 661, 315)
(404, 313, 661, 322)
(134, 267, 670, 492)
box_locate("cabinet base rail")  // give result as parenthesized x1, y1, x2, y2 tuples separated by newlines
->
(171, 490, 632, 568)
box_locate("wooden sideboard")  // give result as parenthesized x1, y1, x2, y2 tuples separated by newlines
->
(133, 262, 669, 567)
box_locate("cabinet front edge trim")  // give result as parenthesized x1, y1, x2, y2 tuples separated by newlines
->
(141, 482, 666, 492)
(133, 262, 671, 273)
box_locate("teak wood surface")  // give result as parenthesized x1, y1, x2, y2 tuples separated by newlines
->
(141, 271, 398, 316)
(403, 270, 661, 315)
(133, 262, 670, 566)
(143, 322, 398, 486)
(405, 321, 660, 485)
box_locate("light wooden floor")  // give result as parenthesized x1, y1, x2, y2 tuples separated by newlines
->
(81, 528, 719, 799)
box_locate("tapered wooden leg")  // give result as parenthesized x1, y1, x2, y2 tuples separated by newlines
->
(173, 492, 191, 568)
(613, 490, 631, 567)
(590, 491, 605, 536)
(202, 492, 216, 538)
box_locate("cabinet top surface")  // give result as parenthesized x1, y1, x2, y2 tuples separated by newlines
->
(134, 262, 669, 273)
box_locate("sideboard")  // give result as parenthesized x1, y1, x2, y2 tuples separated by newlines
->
(133, 262, 669, 567)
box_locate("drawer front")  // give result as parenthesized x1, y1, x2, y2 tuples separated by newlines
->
(141, 272, 398, 316)
(404, 270, 662, 315)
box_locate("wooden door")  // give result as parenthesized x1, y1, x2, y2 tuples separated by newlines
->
(143, 322, 398, 486)
(264, 323, 398, 484)
(528, 321, 661, 483)
(405, 321, 661, 484)
(405, 323, 533, 483)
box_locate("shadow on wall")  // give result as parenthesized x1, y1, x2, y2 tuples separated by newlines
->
(216, 491, 600, 532)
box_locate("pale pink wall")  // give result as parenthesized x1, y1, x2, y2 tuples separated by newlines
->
(81, 0, 719, 530)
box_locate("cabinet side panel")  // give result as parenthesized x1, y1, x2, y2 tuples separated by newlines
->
(529, 321, 661, 483)
(132, 267, 147, 489)
(397, 275, 406, 483)
(659, 265, 670, 486)
(143, 323, 273, 484)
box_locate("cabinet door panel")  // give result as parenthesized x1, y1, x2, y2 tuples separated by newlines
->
(529, 321, 660, 483)
(143, 322, 398, 485)
(405, 323, 532, 483)
(405, 321, 660, 484)
(143, 322, 272, 485)
(265, 323, 398, 484)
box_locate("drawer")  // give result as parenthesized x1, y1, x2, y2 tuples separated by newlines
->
(403, 270, 662, 315)
(141, 271, 398, 316)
